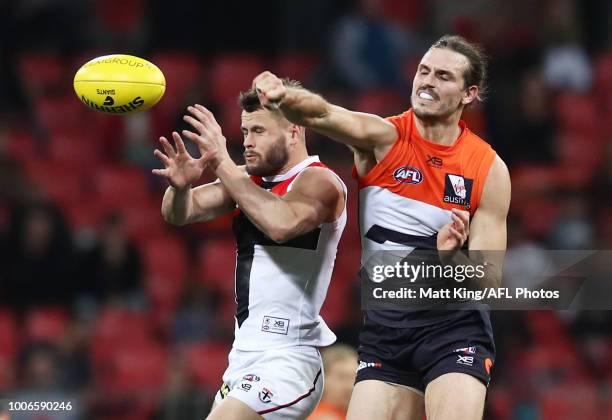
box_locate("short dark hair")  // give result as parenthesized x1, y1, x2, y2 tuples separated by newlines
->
(238, 78, 303, 112)
(431, 35, 488, 101)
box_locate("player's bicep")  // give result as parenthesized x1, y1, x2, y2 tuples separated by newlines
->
(469, 156, 511, 250)
(190, 180, 235, 223)
(279, 169, 343, 239)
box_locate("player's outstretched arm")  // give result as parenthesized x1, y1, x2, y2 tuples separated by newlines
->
(153, 132, 235, 226)
(253, 71, 397, 153)
(181, 104, 344, 243)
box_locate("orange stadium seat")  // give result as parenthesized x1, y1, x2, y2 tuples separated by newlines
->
(540, 385, 600, 420)
(150, 52, 203, 134)
(555, 94, 599, 138)
(48, 131, 103, 174)
(92, 307, 153, 364)
(5, 129, 38, 163)
(121, 199, 168, 245)
(197, 238, 237, 297)
(272, 53, 319, 83)
(0, 353, 15, 392)
(557, 131, 605, 172)
(218, 96, 244, 143)
(145, 272, 184, 330)
(63, 198, 105, 231)
(210, 53, 265, 103)
(18, 54, 66, 95)
(92, 339, 167, 420)
(145, 274, 185, 309)
(141, 235, 189, 281)
(516, 198, 560, 238)
(218, 299, 238, 327)
(33, 95, 88, 135)
(24, 159, 86, 207)
(353, 89, 405, 117)
(95, 0, 144, 33)
(24, 306, 69, 344)
(320, 281, 351, 328)
(152, 52, 202, 95)
(107, 341, 167, 391)
(0, 309, 19, 358)
(94, 165, 150, 211)
(487, 386, 513, 420)
(594, 54, 612, 96)
(180, 341, 230, 391)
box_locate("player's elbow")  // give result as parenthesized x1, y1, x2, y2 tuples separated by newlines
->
(161, 210, 187, 226)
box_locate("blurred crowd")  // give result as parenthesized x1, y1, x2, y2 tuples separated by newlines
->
(1, 0, 612, 418)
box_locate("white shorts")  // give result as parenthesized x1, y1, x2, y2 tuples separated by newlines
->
(214, 346, 323, 419)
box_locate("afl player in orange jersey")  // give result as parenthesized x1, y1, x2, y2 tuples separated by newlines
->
(253, 35, 511, 420)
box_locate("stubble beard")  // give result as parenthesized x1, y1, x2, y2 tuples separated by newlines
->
(245, 135, 289, 177)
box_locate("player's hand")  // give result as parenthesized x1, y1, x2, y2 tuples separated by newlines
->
(437, 208, 470, 251)
(182, 104, 231, 171)
(253, 71, 286, 110)
(152, 131, 208, 190)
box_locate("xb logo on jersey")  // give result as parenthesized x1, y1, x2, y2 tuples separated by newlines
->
(393, 165, 423, 184)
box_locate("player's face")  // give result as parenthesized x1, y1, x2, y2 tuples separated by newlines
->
(324, 357, 357, 410)
(411, 48, 474, 121)
(241, 109, 290, 176)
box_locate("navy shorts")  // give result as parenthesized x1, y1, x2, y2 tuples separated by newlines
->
(355, 310, 495, 393)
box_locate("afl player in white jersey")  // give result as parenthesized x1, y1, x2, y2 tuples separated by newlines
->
(153, 80, 347, 419)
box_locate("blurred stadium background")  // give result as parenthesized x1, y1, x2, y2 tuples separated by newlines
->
(1, 0, 611, 418)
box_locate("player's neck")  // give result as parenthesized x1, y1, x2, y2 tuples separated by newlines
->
(274, 149, 310, 176)
(414, 113, 462, 146)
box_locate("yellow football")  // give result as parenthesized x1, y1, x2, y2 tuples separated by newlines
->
(73, 54, 166, 115)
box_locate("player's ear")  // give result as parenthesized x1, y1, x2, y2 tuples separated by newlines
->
(462, 85, 478, 105)
(289, 124, 302, 143)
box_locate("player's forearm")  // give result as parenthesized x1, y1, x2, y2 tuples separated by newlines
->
(214, 161, 298, 243)
(281, 88, 394, 150)
(280, 87, 330, 127)
(161, 186, 194, 226)
(439, 250, 503, 289)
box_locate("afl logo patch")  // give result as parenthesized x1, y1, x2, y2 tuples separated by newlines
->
(393, 165, 423, 184)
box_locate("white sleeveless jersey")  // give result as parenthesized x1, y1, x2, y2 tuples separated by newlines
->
(231, 156, 346, 351)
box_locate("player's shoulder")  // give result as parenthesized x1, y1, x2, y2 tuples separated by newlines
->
(296, 165, 344, 189)
(462, 125, 493, 150)
(291, 165, 345, 199)
(385, 108, 413, 124)
(459, 124, 499, 164)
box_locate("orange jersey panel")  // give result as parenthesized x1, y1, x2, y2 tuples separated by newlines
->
(357, 109, 496, 215)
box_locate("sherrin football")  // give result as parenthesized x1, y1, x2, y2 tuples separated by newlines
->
(74, 54, 165, 115)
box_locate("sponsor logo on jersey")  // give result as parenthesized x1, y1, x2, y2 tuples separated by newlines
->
(443, 173, 474, 209)
(261, 316, 290, 335)
(240, 382, 252, 392)
(242, 374, 260, 382)
(393, 165, 423, 184)
(356, 360, 383, 372)
(259, 387, 274, 403)
(426, 154, 443, 168)
(453, 346, 477, 355)
(456, 355, 474, 366)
